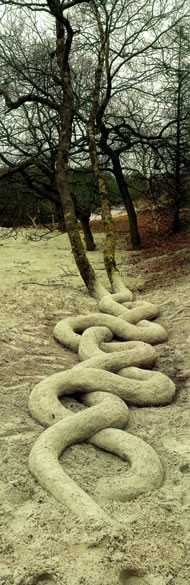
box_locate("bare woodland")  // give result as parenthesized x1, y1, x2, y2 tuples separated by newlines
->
(0, 1, 190, 585)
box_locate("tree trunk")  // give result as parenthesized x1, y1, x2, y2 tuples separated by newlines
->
(87, 121, 118, 286)
(84, 4, 124, 289)
(54, 12, 105, 299)
(172, 26, 183, 233)
(79, 213, 96, 251)
(99, 124, 141, 250)
(56, 151, 104, 297)
(142, 150, 159, 233)
(112, 155, 141, 249)
(172, 202, 180, 233)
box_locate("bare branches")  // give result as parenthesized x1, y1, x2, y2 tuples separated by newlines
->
(0, 156, 52, 179)
(0, 87, 59, 111)
(61, 0, 90, 9)
(0, 0, 190, 245)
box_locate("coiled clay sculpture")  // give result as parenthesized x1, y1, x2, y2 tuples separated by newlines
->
(28, 282, 175, 529)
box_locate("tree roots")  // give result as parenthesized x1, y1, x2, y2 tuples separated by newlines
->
(28, 285, 175, 528)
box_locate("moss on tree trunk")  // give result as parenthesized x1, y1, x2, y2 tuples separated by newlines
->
(87, 121, 117, 285)
(54, 11, 103, 298)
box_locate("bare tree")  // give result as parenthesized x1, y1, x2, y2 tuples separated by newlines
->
(153, 25, 190, 230)
(0, 0, 189, 281)
(0, 2, 104, 296)
(72, 0, 190, 247)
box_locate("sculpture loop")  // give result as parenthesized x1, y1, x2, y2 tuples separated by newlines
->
(28, 287, 175, 528)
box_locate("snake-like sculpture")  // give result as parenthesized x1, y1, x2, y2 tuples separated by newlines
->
(28, 283, 175, 529)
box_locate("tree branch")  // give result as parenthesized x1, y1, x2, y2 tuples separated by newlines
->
(0, 157, 53, 179)
(0, 88, 59, 111)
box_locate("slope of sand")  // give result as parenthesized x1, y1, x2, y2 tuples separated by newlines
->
(0, 227, 190, 585)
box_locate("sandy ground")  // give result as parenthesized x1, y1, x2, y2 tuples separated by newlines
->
(0, 226, 190, 585)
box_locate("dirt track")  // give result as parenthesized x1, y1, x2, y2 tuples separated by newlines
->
(0, 225, 190, 585)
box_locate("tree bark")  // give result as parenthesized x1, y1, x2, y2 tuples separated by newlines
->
(142, 148, 159, 233)
(112, 156, 141, 250)
(79, 213, 96, 251)
(87, 120, 118, 285)
(85, 3, 121, 287)
(99, 124, 141, 250)
(54, 7, 104, 299)
(172, 26, 183, 233)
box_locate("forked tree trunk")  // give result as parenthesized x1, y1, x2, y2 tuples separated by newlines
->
(56, 162, 95, 287)
(54, 12, 105, 299)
